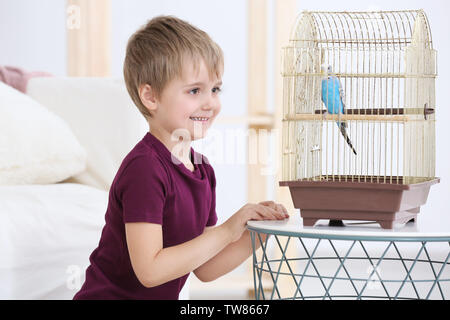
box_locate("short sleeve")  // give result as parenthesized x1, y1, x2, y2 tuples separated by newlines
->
(116, 155, 169, 224)
(205, 164, 218, 227)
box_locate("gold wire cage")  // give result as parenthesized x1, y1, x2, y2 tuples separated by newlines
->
(279, 10, 440, 229)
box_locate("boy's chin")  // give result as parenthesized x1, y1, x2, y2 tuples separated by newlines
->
(191, 131, 208, 140)
(190, 124, 211, 140)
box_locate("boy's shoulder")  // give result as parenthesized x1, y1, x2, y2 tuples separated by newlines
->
(112, 137, 171, 189)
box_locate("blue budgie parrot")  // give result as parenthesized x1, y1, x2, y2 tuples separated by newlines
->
(321, 65, 357, 155)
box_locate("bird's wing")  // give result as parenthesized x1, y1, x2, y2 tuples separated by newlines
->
(338, 78, 346, 112)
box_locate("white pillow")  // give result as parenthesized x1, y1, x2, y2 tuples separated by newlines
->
(0, 82, 87, 185)
(27, 77, 149, 191)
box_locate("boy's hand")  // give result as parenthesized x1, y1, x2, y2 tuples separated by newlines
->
(258, 200, 288, 217)
(222, 201, 289, 243)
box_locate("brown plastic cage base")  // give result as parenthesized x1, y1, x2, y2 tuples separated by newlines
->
(279, 176, 440, 229)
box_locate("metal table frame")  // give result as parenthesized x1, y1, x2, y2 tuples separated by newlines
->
(248, 218, 450, 300)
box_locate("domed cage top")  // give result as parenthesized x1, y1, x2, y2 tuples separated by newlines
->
(279, 10, 440, 229)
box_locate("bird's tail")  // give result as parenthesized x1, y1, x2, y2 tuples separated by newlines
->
(338, 122, 357, 155)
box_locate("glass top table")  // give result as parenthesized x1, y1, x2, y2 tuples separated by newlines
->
(247, 214, 450, 300)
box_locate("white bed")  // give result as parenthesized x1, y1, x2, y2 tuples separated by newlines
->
(0, 183, 106, 299)
(0, 77, 190, 299)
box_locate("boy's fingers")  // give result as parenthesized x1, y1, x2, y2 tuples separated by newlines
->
(262, 202, 288, 218)
(264, 206, 279, 220)
(260, 204, 285, 220)
(272, 203, 288, 217)
(277, 204, 288, 215)
(275, 204, 283, 215)
(259, 201, 282, 215)
(256, 204, 277, 220)
(259, 201, 288, 216)
(249, 206, 265, 220)
(274, 206, 287, 219)
(258, 201, 276, 211)
(259, 200, 275, 206)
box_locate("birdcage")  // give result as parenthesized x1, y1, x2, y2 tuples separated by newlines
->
(279, 10, 440, 229)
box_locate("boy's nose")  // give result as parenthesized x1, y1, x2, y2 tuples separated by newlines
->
(201, 95, 218, 110)
(201, 102, 221, 114)
(201, 103, 213, 111)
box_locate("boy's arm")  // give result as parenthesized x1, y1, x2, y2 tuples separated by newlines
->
(126, 202, 286, 288)
(192, 227, 269, 282)
(194, 201, 288, 282)
(125, 222, 232, 288)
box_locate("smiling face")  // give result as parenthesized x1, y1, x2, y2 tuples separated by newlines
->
(140, 57, 223, 151)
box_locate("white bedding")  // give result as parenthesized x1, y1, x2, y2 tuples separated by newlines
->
(0, 182, 191, 300)
(0, 183, 107, 299)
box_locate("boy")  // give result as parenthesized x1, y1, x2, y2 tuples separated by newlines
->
(74, 15, 288, 300)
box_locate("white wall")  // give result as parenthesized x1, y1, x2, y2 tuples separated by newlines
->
(0, 0, 66, 75)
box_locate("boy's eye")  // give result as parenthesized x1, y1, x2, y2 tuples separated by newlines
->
(189, 88, 200, 95)
(212, 87, 222, 94)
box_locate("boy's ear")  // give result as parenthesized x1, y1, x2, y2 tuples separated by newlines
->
(138, 84, 158, 113)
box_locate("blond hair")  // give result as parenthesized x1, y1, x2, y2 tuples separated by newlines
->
(123, 15, 224, 120)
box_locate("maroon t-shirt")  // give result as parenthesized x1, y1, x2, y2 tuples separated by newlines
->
(73, 132, 217, 300)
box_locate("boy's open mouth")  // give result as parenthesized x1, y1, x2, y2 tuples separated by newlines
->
(189, 117, 210, 122)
